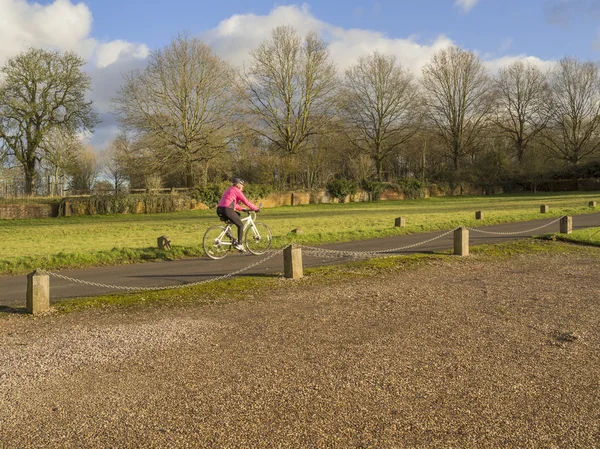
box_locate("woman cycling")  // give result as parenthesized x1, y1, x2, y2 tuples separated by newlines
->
(216, 178, 259, 252)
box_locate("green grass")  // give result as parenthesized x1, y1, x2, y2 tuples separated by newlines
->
(0, 191, 598, 275)
(555, 226, 600, 247)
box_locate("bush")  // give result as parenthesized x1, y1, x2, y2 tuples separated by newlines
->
(244, 184, 274, 202)
(60, 194, 198, 216)
(191, 183, 273, 208)
(396, 178, 428, 199)
(359, 180, 387, 201)
(326, 179, 357, 202)
(191, 184, 226, 208)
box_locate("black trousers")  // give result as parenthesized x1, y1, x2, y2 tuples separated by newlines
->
(216, 206, 243, 242)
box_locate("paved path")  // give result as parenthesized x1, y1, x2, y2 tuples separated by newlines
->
(1, 213, 599, 309)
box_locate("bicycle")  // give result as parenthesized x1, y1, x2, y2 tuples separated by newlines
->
(202, 208, 272, 259)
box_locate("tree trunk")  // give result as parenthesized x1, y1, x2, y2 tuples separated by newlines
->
(24, 158, 36, 195)
(375, 157, 384, 182)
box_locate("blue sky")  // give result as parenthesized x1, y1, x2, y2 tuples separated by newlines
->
(61, 0, 600, 60)
(1, 0, 599, 148)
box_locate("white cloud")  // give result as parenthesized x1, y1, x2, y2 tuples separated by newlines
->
(202, 3, 455, 76)
(483, 55, 557, 75)
(0, 0, 93, 63)
(95, 40, 150, 69)
(0, 0, 149, 69)
(203, 4, 557, 78)
(0, 1, 558, 149)
(455, 0, 480, 13)
(0, 0, 149, 149)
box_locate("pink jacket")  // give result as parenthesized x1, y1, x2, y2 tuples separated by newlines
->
(217, 186, 258, 211)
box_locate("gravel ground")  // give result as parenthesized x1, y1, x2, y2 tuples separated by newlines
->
(1, 250, 599, 448)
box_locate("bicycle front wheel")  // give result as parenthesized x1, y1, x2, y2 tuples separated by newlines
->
(244, 222, 272, 255)
(203, 225, 231, 259)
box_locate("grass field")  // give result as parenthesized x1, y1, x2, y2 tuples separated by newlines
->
(1, 191, 599, 275)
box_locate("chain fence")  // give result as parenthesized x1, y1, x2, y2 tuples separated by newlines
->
(38, 248, 284, 292)
(36, 216, 567, 292)
(299, 229, 457, 259)
(464, 216, 565, 236)
(299, 216, 566, 260)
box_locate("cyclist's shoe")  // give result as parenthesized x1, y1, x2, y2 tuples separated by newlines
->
(234, 242, 245, 252)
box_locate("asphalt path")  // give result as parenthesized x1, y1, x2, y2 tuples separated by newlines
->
(1, 213, 599, 309)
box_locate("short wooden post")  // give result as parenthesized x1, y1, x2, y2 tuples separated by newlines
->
(27, 270, 50, 315)
(454, 227, 469, 257)
(475, 211, 484, 220)
(560, 216, 572, 234)
(63, 200, 71, 217)
(284, 245, 303, 279)
(394, 217, 406, 227)
(589, 201, 597, 208)
(157, 235, 171, 250)
(540, 205, 550, 213)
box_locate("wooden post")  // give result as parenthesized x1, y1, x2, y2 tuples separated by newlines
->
(284, 245, 303, 279)
(454, 227, 469, 257)
(27, 270, 50, 315)
(394, 217, 406, 227)
(560, 216, 572, 234)
(589, 201, 597, 208)
(157, 235, 171, 250)
(540, 205, 550, 213)
(63, 200, 71, 217)
(475, 211, 484, 220)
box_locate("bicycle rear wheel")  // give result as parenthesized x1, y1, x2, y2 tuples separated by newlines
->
(203, 225, 232, 259)
(244, 222, 272, 255)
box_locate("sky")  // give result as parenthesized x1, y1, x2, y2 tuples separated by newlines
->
(1, 0, 599, 149)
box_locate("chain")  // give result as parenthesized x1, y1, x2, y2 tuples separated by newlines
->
(35, 215, 570, 291)
(464, 216, 565, 236)
(300, 228, 457, 259)
(37, 249, 283, 292)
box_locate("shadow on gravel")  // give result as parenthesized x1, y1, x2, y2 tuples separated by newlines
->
(0, 305, 27, 315)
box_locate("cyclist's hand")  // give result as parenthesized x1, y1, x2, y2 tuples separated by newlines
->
(255, 208, 260, 213)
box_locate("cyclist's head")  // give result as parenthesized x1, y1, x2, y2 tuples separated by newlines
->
(232, 178, 245, 187)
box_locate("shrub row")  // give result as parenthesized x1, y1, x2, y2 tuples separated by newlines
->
(60, 194, 201, 216)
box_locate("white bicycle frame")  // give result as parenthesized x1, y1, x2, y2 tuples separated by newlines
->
(217, 211, 261, 248)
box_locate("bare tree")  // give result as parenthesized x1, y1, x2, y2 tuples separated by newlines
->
(102, 133, 131, 193)
(339, 51, 422, 181)
(242, 26, 338, 160)
(421, 46, 493, 171)
(493, 61, 551, 164)
(68, 146, 99, 194)
(543, 57, 600, 165)
(0, 48, 98, 194)
(40, 129, 82, 196)
(113, 33, 237, 187)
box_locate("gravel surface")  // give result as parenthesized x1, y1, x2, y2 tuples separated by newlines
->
(1, 250, 599, 448)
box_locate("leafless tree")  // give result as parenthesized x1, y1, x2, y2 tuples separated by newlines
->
(492, 60, 551, 164)
(339, 51, 422, 181)
(112, 32, 237, 187)
(68, 146, 99, 194)
(242, 26, 338, 160)
(543, 57, 600, 165)
(421, 46, 494, 171)
(102, 133, 131, 193)
(0, 48, 98, 194)
(40, 129, 82, 196)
